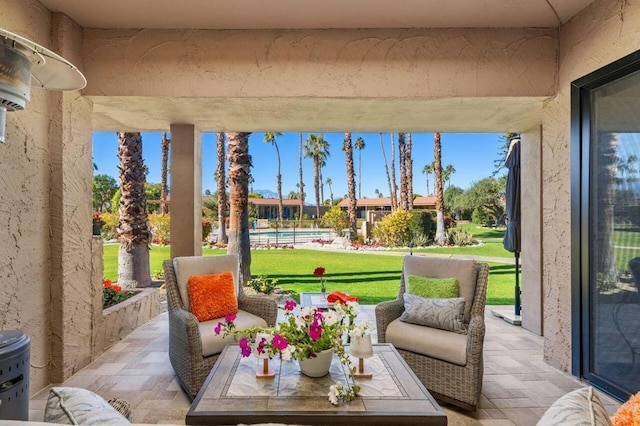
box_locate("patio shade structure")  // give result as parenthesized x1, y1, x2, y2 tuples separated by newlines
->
(502, 136, 522, 316)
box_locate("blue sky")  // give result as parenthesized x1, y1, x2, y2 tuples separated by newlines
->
(92, 132, 506, 199)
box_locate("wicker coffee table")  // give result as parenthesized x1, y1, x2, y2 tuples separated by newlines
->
(186, 343, 447, 425)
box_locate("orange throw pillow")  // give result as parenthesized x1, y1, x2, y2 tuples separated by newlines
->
(187, 272, 238, 322)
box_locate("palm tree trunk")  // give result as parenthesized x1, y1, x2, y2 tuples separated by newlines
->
(379, 133, 393, 208)
(398, 133, 407, 210)
(407, 133, 414, 209)
(358, 147, 362, 200)
(319, 167, 324, 207)
(216, 132, 228, 244)
(434, 133, 446, 245)
(390, 133, 398, 211)
(227, 132, 252, 285)
(117, 132, 151, 288)
(299, 133, 305, 227)
(314, 157, 320, 220)
(344, 132, 358, 239)
(160, 132, 170, 215)
(275, 141, 283, 225)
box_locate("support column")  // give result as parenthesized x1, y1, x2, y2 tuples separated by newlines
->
(170, 124, 202, 258)
(521, 127, 543, 335)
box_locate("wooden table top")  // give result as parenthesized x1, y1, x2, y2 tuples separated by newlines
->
(187, 343, 447, 425)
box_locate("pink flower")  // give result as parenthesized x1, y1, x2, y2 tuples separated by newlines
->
(309, 320, 323, 340)
(257, 337, 267, 354)
(239, 337, 252, 357)
(225, 313, 237, 323)
(284, 300, 297, 311)
(272, 334, 288, 350)
(214, 322, 222, 335)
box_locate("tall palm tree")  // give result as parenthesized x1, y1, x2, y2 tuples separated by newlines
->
(398, 133, 408, 210)
(390, 133, 398, 211)
(434, 133, 446, 245)
(343, 132, 358, 239)
(227, 132, 252, 284)
(264, 132, 284, 225)
(407, 132, 414, 209)
(443, 164, 457, 189)
(216, 132, 228, 244)
(304, 133, 329, 220)
(298, 133, 305, 227)
(422, 162, 434, 196)
(160, 132, 170, 215)
(325, 177, 334, 206)
(354, 136, 366, 199)
(379, 133, 394, 208)
(116, 132, 151, 288)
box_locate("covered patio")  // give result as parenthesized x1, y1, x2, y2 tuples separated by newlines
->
(27, 306, 621, 425)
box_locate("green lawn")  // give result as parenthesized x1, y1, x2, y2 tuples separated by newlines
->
(103, 244, 516, 305)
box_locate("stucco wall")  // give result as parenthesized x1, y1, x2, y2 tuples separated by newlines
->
(542, 0, 640, 371)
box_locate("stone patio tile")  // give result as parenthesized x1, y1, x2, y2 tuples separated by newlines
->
(501, 408, 541, 426)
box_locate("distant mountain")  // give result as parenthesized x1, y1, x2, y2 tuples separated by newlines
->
(254, 189, 278, 198)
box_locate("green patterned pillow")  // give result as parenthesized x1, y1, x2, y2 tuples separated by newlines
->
(407, 275, 458, 298)
(400, 293, 466, 333)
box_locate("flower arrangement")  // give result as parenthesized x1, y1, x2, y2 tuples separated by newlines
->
(102, 279, 136, 309)
(314, 266, 327, 293)
(215, 299, 369, 405)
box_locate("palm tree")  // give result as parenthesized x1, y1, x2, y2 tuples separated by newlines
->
(398, 133, 408, 210)
(264, 132, 284, 225)
(227, 132, 252, 285)
(298, 133, 305, 227)
(443, 164, 457, 189)
(343, 132, 358, 239)
(374, 188, 382, 198)
(216, 132, 228, 244)
(355, 136, 366, 199)
(304, 133, 329, 220)
(325, 177, 334, 206)
(116, 132, 151, 288)
(407, 133, 414, 209)
(422, 162, 434, 196)
(160, 132, 170, 215)
(288, 190, 298, 199)
(434, 133, 446, 245)
(390, 133, 398, 211)
(379, 133, 394, 208)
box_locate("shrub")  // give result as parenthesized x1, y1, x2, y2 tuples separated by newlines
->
(447, 228, 477, 246)
(103, 279, 136, 309)
(148, 213, 171, 245)
(444, 216, 457, 229)
(92, 211, 104, 236)
(373, 210, 411, 247)
(407, 211, 435, 245)
(248, 275, 279, 295)
(100, 212, 119, 240)
(319, 206, 348, 233)
(202, 217, 212, 241)
(471, 208, 492, 226)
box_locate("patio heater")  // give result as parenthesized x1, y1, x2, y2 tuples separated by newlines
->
(0, 28, 86, 143)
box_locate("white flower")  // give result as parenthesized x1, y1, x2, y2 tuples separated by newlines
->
(323, 310, 340, 327)
(301, 306, 316, 318)
(280, 344, 295, 362)
(328, 382, 343, 405)
(349, 321, 370, 339)
(346, 300, 360, 315)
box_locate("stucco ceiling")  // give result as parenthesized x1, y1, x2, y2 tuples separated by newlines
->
(38, 0, 593, 30)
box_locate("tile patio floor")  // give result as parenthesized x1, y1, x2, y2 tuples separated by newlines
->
(29, 305, 621, 425)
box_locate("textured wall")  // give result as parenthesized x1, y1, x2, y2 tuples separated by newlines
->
(542, 0, 640, 370)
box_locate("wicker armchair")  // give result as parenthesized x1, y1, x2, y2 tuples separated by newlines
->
(163, 254, 278, 399)
(376, 255, 489, 411)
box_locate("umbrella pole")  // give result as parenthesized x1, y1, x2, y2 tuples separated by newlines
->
(515, 252, 521, 316)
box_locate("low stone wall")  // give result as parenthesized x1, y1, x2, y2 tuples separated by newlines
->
(90, 237, 161, 361)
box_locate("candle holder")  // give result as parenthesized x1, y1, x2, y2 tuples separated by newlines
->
(254, 333, 275, 378)
(349, 334, 374, 378)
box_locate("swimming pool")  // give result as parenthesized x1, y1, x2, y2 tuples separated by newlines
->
(249, 229, 335, 243)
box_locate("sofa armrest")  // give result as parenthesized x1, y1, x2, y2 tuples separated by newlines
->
(375, 298, 404, 343)
(169, 306, 205, 361)
(466, 314, 485, 364)
(238, 293, 278, 326)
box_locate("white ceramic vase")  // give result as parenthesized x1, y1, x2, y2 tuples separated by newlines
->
(298, 348, 334, 377)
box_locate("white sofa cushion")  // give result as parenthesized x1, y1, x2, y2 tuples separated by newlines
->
(44, 387, 130, 424)
(402, 256, 477, 323)
(200, 309, 268, 357)
(386, 317, 468, 366)
(537, 386, 612, 426)
(173, 254, 239, 311)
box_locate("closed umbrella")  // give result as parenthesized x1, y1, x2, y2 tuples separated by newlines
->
(502, 136, 521, 316)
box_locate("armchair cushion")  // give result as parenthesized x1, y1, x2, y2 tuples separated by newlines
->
(44, 387, 130, 424)
(400, 294, 466, 333)
(403, 256, 477, 323)
(188, 272, 238, 321)
(537, 386, 612, 426)
(407, 276, 458, 298)
(386, 318, 468, 366)
(200, 309, 268, 356)
(173, 255, 239, 310)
